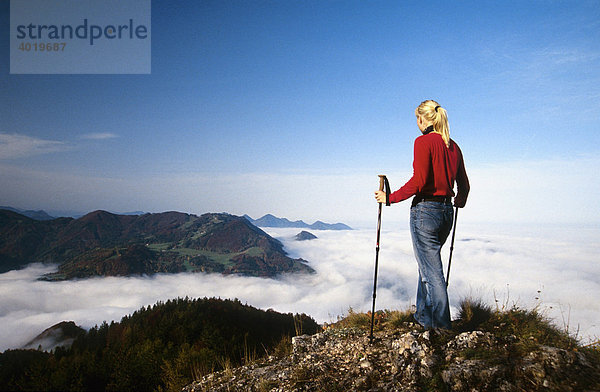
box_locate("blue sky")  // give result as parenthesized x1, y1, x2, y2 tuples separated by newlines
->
(1, 1, 599, 226)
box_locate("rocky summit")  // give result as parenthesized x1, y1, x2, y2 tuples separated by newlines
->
(183, 326, 600, 392)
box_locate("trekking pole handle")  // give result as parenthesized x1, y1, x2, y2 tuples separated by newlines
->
(378, 175, 386, 192)
(378, 175, 391, 206)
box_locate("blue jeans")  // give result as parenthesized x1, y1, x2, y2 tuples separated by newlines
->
(409, 201, 454, 329)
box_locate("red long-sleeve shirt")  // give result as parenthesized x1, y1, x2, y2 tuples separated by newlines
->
(389, 131, 470, 207)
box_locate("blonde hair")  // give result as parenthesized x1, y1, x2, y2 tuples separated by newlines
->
(415, 100, 450, 147)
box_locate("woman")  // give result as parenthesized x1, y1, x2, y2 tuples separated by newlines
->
(375, 99, 469, 330)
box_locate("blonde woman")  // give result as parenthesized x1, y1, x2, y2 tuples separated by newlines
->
(375, 100, 470, 330)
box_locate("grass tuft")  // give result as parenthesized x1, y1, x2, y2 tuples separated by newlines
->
(328, 307, 416, 333)
(271, 335, 292, 358)
(454, 297, 493, 332)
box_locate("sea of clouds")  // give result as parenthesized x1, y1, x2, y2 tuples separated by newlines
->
(1, 223, 598, 352)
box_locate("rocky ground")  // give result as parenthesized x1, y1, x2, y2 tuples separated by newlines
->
(182, 325, 600, 392)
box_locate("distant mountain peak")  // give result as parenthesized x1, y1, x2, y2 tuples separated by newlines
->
(23, 321, 85, 352)
(245, 214, 351, 230)
(0, 206, 55, 221)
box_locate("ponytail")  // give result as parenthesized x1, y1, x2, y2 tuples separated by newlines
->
(416, 100, 450, 147)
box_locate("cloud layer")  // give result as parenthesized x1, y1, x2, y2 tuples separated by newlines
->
(1, 224, 598, 352)
(80, 133, 119, 140)
(0, 133, 68, 159)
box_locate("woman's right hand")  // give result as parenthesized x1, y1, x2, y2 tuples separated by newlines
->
(374, 191, 387, 203)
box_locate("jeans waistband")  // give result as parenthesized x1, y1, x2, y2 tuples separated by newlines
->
(412, 195, 452, 207)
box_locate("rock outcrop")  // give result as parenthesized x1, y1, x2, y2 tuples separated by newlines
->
(183, 326, 600, 392)
(294, 231, 317, 241)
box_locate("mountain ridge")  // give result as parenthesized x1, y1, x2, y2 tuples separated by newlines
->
(244, 213, 352, 230)
(0, 206, 55, 221)
(0, 209, 313, 279)
(0, 206, 146, 220)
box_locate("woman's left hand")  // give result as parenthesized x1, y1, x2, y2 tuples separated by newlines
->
(374, 191, 387, 203)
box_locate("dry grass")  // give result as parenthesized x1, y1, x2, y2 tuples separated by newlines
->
(271, 335, 292, 358)
(330, 298, 592, 354)
(453, 296, 493, 332)
(328, 307, 416, 333)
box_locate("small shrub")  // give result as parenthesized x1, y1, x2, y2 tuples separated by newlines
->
(333, 307, 372, 330)
(487, 306, 578, 351)
(454, 297, 493, 332)
(382, 309, 415, 329)
(272, 335, 292, 358)
(215, 356, 234, 378)
(331, 307, 415, 332)
(454, 298, 579, 354)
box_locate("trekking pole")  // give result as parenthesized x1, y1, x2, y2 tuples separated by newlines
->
(370, 174, 390, 343)
(446, 207, 459, 287)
